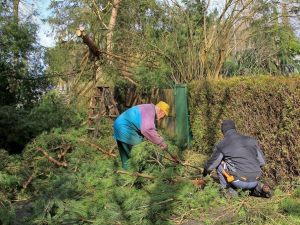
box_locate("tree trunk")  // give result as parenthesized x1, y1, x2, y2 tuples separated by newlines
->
(107, 0, 121, 57)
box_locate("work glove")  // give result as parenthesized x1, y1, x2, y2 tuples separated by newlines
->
(202, 168, 209, 177)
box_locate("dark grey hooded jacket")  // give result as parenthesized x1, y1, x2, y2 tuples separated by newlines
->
(204, 129, 266, 181)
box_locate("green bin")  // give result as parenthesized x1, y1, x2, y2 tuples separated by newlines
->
(174, 84, 191, 148)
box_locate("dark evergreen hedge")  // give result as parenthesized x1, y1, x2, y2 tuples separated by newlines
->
(189, 76, 300, 182)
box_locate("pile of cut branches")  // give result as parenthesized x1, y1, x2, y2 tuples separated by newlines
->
(0, 122, 299, 225)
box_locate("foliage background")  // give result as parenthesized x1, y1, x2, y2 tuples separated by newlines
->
(1, 0, 300, 224)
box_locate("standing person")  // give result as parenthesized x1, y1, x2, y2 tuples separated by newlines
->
(113, 101, 169, 169)
(202, 120, 272, 198)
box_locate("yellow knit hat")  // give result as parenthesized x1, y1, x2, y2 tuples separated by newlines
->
(156, 101, 170, 116)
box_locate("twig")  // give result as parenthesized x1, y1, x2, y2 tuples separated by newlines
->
(36, 147, 68, 167)
(22, 173, 35, 189)
(162, 150, 203, 172)
(108, 143, 117, 155)
(116, 170, 155, 180)
(79, 139, 116, 157)
(176, 211, 191, 225)
(48, 145, 64, 151)
(91, 0, 108, 29)
(58, 145, 72, 160)
(80, 217, 95, 223)
(149, 155, 165, 168)
(11, 198, 30, 202)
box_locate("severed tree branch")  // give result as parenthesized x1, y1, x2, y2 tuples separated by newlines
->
(36, 147, 68, 167)
(76, 28, 102, 59)
(58, 145, 72, 160)
(22, 172, 44, 189)
(22, 173, 35, 189)
(108, 143, 117, 155)
(79, 139, 117, 157)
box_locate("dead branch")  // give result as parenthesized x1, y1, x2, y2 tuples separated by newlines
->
(36, 147, 68, 167)
(22, 172, 44, 189)
(22, 173, 35, 189)
(108, 143, 117, 155)
(80, 217, 95, 224)
(120, 72, 139, 85)
(116, 170, 155, 180)
(58, 145, 72, 160)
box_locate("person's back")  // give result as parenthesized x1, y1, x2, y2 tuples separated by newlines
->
(114, 105, 143, 145)
(217, 129, 263, 181)
(113, 101, 169, 169)
(203, 120, 271, 198)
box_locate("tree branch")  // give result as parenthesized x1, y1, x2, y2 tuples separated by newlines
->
(79, 139, 117, 157)
(36, 147, 68, 167)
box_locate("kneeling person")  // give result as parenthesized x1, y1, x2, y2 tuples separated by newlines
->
(202, 120, 272, 198)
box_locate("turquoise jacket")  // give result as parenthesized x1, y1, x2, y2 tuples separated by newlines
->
(113, 104, 165, 146)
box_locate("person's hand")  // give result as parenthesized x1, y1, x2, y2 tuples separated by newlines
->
(202, 168, 209, 177)
(160, 142, 168, 151)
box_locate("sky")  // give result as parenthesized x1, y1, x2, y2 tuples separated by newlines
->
(20, 0, 299, 48)
(20, 0, 55, 47)
(35, 0, 55, 47)
(19, 0, 225, 49)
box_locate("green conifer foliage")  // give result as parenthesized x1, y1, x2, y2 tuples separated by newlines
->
(0, 112, 300, 224)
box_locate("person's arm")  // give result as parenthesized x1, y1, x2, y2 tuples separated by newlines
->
(140, 104, 167, 149)
(255, 141, 266, 167)
(203, 146, 223, 176)
(142, 127, 166, 148)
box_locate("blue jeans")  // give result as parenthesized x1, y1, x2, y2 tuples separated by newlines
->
(217, 163, 258, 190)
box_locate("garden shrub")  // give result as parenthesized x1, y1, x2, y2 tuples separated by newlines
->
(189, 76, 300, 182)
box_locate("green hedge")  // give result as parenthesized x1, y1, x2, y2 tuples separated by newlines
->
(189, 76, 300, 182)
